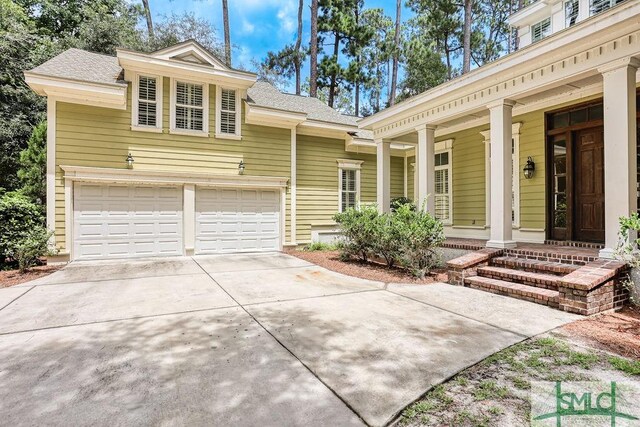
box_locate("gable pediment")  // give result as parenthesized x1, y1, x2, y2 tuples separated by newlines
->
(150, 40, 229, 70)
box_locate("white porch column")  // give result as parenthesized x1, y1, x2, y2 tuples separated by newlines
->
(416, 125, 436, 213)
(290, 127, 297, 246)
(486, 99, 517, 249)
(599, 58, 639, 258)
(376, 139, 391, 213)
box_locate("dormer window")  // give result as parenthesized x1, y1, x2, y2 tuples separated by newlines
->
(170, 78, 209, 136)
(132, 74, 162, 132)
(216, 87, 241, 139)
(531, 18, 551, 43)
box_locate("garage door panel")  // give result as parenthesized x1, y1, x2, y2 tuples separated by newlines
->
(195, 187, 280, 254)
(74, 183, 183, 260)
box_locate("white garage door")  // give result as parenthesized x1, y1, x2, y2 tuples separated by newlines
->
(196, 187, 280, 254)
(74, 183, 183, 260)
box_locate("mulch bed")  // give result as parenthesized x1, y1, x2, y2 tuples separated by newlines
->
(0, 265, 62, 288)
(560, 305, 640, 359)
(285, 248, 448, 284)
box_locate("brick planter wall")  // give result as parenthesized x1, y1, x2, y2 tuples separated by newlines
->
(446, 249, 502, 286)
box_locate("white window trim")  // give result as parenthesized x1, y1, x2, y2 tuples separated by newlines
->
(531, 17, 552, 43)
(434, 146, 453, 225)
(169, 77, 209, 137)
(215, 86, 242, 139)
(337, 159, 363, 212)
(132, 73, 163, 133)
(481, 122, 522, 229)
(410, 140, 453, 224)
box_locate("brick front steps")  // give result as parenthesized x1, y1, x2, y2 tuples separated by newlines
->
(446, 249, 628, 315)
(465, 276, 560, 308)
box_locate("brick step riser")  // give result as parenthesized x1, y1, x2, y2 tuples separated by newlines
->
(477, 271, 559, 291)
(466, 281, 560, 308)
(488, 263, 567, 277)
(501, 252, 595, 266)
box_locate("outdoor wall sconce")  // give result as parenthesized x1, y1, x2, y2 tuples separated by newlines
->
(126, 153, 134, 169)
(238, 160, 245, 175)
(523, 156, 535, 179)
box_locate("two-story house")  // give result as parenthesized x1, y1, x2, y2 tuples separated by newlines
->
(24, 40, 411, 261)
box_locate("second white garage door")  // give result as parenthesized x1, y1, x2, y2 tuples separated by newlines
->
(196, 187, 281, 254)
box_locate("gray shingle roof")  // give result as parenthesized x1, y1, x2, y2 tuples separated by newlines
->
(247, 81, 356, 127)
(28, 48, 125, 86)
(27, 49, 371, 135)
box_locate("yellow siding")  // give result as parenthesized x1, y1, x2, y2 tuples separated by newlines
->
(55, 81, 292, 251)
(296, 134, 405, 243)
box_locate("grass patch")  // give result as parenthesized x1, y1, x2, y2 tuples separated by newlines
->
(609, 357, 640, 375)
(453, 411, 491, 427)
(301, 242, 339, 251)
(473, 380, 510, 401)
(511, 376, 530, 390)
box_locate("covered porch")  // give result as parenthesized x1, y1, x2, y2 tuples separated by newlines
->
(360, 1, 640, 259)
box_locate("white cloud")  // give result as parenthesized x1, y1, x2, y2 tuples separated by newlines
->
(242, 19, 255, 34)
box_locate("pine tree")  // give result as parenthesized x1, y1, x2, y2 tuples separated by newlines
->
(18, 121, 47, 204)
(309, 0, 319, 97)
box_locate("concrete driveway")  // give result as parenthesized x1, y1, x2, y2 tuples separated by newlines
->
(0, 253, 579, 426)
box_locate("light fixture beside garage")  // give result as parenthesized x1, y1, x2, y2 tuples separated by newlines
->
(126, 153, 135, 169)
(523, 156, 535, 179)
(238, 160, 245, 175)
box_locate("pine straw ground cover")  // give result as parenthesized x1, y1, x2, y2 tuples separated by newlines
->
(0, 264, 61, 288)
(285, 248, 448, 284)
(396, 330, 640, 427)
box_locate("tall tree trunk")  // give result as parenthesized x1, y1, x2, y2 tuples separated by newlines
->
(328, 31, 340, 108)
(142, 0, 154, 41)
(222, 0, 231, 66)
(462, 0, 472, 74)
(355, 81, 360, 115)
(389, 0, 401, 106)
(354, 4, 360, 115)
(294, 0, 303, 95)
(309, 0, 319, 97)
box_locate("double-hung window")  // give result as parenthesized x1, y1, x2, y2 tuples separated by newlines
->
(216, 87, 241, 138)
(434, 151, 452, 224)
(132, 74, 162, 131)
(565, 0, 579, 27)
(337, 159, 362, 212)
(170, 79, 208, 135)
(531, 18, 551, 43)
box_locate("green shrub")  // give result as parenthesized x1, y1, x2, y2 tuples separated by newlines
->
(6, 227, 54, 272)
(390, 196, 415, 212)
(303, 241, 339, 251)
(394, 203, 445, 278)
(333, 202, 444, 275)
(0, 192, 55, 271)
(371, 212, 402, 268)
(333, 205, 379, 262)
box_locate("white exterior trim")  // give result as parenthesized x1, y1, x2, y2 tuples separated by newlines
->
(60, 166, 289, 189)
(169, 77, 209, 137)
(337, 159, 363, 212)
(290, 128, 297, 245)
(184, 184, 196, 256)
(25, 73, 127, 110)
(47, 98, 56, 243)
(131, 72, 163, 132)
(245, 102, 306, 128)
(435, 146, 453, 225)
(215, 86, 242, 139)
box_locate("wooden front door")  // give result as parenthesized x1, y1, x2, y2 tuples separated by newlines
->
(574, 128, 605, 242)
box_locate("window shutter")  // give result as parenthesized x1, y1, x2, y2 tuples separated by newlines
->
(175, 81, 205, 131)
(138, 76, 157, 127)
(532, 18, 551, 42)
(220, 89, 237, 135)
(565, 0, 579, 27)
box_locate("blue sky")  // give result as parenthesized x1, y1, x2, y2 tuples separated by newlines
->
(148, 0, 413, 92)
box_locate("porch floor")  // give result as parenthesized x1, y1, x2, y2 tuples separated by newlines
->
(442, 238, 600, 264)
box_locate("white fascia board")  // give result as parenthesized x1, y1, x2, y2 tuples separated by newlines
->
(24, 73, 127, 109)
(61, 165, 289, 188)
(508, 0, 555, 27)
(244, 102, 307, 128)
(117, 51, 257, 89)
(358, 0, 640, 131)
(344, 136, 411, 156)
(147, 43, 228, 69)
(299, 120, 358, 133)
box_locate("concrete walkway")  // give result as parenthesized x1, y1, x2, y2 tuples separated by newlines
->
(0, 253, 580, 426)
